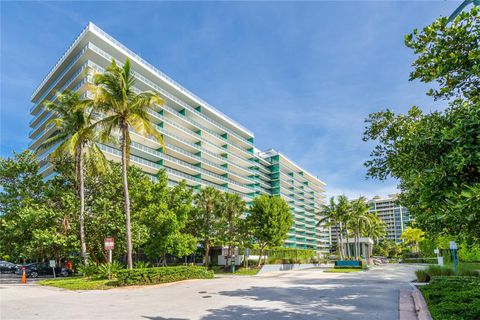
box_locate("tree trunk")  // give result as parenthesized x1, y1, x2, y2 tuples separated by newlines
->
(204, 238, 210, 268)
(338, 222, 344, 260)
(345, 227, 350, 258)
(121, 125, 133, 269)
(77, 143, 88, 265)
(257, 244, 266, 268)
(335, 224, 342, 260)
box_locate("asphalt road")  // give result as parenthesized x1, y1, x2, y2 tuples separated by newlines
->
(0, 264, 420, 320)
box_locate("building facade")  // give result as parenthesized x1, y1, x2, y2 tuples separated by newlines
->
(369, 194, 411, 243)
(29, 22, 328, 252)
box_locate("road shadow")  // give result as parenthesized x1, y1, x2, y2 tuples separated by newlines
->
(203, 305, 315, 319)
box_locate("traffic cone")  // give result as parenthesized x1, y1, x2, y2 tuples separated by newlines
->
(22, 269, 26, 284)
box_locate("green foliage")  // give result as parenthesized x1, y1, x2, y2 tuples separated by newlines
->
(405, 7, 479, 104)
(77, 263, 99, 277)
(373, 240, 401, 258)
(116, 266, 214, 286)
(96, 261, 124, 279)
(420, 277, 480, 320)
(415, 269, 430, 282)
(416, 265, 480, 282)
(400, 228, 425, 253)
(458, 244, 480, 262)
(134, 261, 151, 269)
(364, 8, 480, 244)
(247, 195, 293, 252)
(263, 248, 316, 264)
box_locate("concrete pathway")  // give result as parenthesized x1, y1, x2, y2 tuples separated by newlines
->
(1, 264, 421, 320)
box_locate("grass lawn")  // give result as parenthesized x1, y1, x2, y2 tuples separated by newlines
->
(420, 276, 480, 320)
(38, 277, 117, 290)
(324, 268, 363, 273)
(209, 265, 259, 275)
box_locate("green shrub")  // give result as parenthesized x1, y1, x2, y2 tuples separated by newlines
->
(134, 261, 151, 269)
(427, 265, 455, 277)
(96, 262, 124, 279)
(77, 263, 99, 277)
(415, 269, 430, 282)
(420, 277, 480, 320)
(116, 266, 214, 286)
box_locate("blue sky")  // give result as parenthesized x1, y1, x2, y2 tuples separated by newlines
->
(0, 1, 458, 199)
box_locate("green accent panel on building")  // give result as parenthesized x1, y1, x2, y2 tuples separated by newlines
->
(195, 106, 202, 112)
(195, 130, 202, 136)
(271, 180, 280, 187)
(193, 185, 201, 191)
(270, 172, 279, 179)
(222, 173, 228, 178)
(271, 187, 280, 195)
(158, 122, 164, 128)
(194, 162, 202, 167)
(222, 144, 228, 149)
(221, 163, 228, 168)
(221, 153, 228, 159)
(247, 147, 254, 154)
(157, 159, 163, 166)
(195, 151, 202, 157)
(270, 165, 279, 172)
(221, 133, 228, 140)
(271, 155, 279, 162)
(179, 109, 186, 116)
(194, 174, 201, 179)
(248, 137, 254, 143)
(158, 110, 164, 115)
(195, 141, 202, 146)
(221, 183, 228, 188)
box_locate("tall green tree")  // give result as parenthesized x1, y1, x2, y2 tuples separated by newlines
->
(364, 8, 480, 243)
(336, 195, 352, 258)
(219, 193, 246, 269)
(39, 90, 107, 265)
(400, 228, 425, 253)
(349, 197, 372, 259)
(190, 187, 223, 267)
(247, 195, 293, 267)
(317, 197, 344, 259)
(93, 58, 165, 269)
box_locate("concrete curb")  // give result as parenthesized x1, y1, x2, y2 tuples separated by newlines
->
(410, 283, 433, 320)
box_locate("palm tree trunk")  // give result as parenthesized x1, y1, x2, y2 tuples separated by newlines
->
(121, 125, 133, 269)
(257, 244, 265, 267)
(345, 227, 350, 258)
(338, 222, 344, 260)
(335, 225, 342, 260)
(77, 143, 88, 265)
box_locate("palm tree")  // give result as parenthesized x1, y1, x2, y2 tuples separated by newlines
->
(38, 90, 107, 265)
(365, 214, 386, 260)
(317, 197, 344, 260)
(93, 58, 165, 269)
(349, 197, 371, 259)
(220, 193, 246, 270)
(336, 195, 351, 258)
(193, 187, 222, 268)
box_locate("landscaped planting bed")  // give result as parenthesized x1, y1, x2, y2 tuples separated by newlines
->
(419, 276, 480, 320)
(116, 266, 214, 286)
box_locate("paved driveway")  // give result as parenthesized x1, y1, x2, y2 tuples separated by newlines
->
(1, 264, 420, 320)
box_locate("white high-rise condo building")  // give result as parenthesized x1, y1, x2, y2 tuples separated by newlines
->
(29, 22, 328, 252)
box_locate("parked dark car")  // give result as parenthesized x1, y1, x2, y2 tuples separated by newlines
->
(15, 263, 66, 278)
(0, 261, 18, 274)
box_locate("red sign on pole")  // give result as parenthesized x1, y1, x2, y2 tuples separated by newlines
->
(104, 237, 115, 251)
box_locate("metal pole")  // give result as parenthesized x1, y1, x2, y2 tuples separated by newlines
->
(453, 249, 457, 273)
(108, 249, 112, 280)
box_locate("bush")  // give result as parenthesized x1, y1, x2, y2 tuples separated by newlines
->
(417, 265, 480, 282)
(415, 269, 430, 282)
(420, 277, 480, 320)
(134, 261, 151, 269)
(116, 266, 214, 286)
(77, 263, 99, 277)
(96, 262, 124, 279)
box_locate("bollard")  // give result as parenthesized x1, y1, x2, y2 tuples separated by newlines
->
(21, 267, 27, 284)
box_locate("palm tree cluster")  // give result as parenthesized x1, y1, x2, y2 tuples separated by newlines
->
(40, 58, 164, 269)
(317, 195, 386, 260)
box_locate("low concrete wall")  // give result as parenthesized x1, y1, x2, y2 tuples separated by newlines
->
(257, 263, 325, 275)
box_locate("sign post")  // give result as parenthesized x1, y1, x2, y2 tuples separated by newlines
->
(104, 237, 115, 280)
(450, 241, 458, 272)
(434, 248, 443, 266)
(49, 260, 56, 278)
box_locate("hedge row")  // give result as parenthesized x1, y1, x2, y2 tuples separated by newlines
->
(116, 266, 214, 286)
(420, 276, 480, 320)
